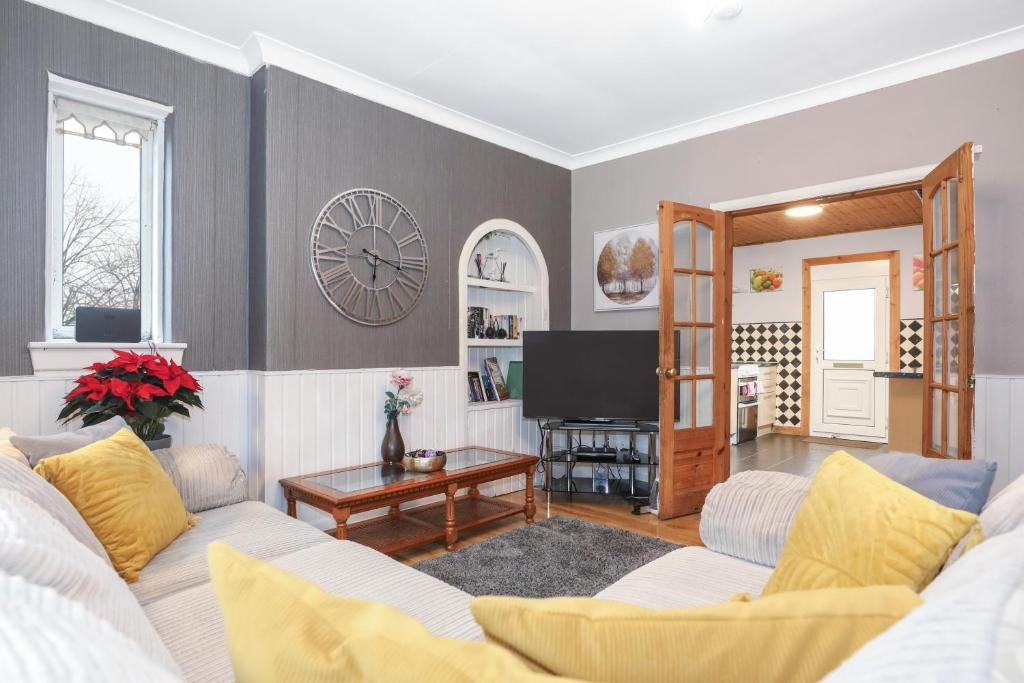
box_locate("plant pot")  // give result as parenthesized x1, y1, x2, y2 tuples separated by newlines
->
(381, 415, 405, 465)
(144, 434, 172, 451)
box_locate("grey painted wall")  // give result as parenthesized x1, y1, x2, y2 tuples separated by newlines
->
(249, 67, 571, 371)
(571, 50, 1024, 375)
(0, 0, 250, 375)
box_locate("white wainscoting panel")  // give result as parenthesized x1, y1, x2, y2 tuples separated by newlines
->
(466, 401, 539, 496)
(973, 374, 1024, 494)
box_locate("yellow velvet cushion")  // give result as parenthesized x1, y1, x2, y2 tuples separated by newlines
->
(471, 586, 921, 683)
(206, 542, 565, 683)
(761, 450, 979, 596)
(33, 428, 195, 582)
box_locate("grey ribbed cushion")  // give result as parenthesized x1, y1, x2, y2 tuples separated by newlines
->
(130, 501, 330, 606)
(867, 451, 997, 514)
(699, 470, 810, 567)
(0, 428, 29, 467)
(0, 450, 110, 565)
(151, 444, 247, 513)
(0, 489, 181, 675)
(10, 416, 127, 466)
(0, 573, 182, 683)
(144, 539, 482, 683)
(826, 524, 1024, 682)
(595, 546, 772, 609)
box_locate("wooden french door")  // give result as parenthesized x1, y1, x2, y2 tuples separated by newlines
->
(656, 202, 732, 518)
(922, 143, 975, 459)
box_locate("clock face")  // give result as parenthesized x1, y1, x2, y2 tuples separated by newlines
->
(309, 189, 428, 326)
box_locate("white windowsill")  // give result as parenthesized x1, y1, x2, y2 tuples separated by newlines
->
(27, 341, 187, 376)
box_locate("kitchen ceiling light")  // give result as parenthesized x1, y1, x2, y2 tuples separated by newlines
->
(687, 0, 744, 27)
(785, 205, 824, 218)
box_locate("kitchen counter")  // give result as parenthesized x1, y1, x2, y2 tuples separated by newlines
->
(732, 361, 779, 367)
(873, 370, 923, 379)
(878, 370, 924, 452)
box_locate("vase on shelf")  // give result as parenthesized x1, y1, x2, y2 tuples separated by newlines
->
(381, 414, 405, 465)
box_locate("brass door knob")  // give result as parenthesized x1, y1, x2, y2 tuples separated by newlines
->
(665, 367, 678, 378)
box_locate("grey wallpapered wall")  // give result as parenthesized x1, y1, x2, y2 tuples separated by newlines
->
(0, 0, 250, 375)
(249, 66, 571, 371)
(571, 49, 1024, 376)
(0, 0, 570, 376)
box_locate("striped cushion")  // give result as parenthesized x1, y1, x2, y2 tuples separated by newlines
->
(0, 447, 110, 565)
(0, 573, 182, 682)
(0, 489, 181, 675)
(130, 501, 330, 606)
(144, 539, 481, 682)
(151, 444, 247, 513)
(699, 470, 810, 567)
(0, 428, 29, 468)
(595, 547, 772, 609)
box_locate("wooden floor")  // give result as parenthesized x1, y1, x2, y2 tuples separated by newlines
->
(394, 488, 703, 565)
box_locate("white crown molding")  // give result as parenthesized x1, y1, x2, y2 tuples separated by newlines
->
(565, 24, 1024, 170)
(26, 1, 1024, 171)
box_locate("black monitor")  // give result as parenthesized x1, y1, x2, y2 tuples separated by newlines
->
(522, 331, 659, 422)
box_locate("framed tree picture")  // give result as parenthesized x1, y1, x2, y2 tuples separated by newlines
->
(593, 223, 659, 311)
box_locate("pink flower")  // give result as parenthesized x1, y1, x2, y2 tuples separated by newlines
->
(390, 370, 414, 388)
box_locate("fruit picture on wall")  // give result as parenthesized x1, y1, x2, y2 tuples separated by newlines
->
(912, 255, 924, 291)
(749, 267, 783, 293)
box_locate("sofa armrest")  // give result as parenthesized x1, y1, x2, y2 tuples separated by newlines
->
(699, 470, 810, 567)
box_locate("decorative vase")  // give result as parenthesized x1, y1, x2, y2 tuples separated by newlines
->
(381, 414, 405, 465)
(144, 433, 172, 451)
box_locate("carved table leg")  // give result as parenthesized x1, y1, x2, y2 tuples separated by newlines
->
(468, 485, 479, 497)
(525, 465, 536, 523)
(286, 492, 296, 518)
(332, 507, 351, 540)
(388, 504, 401, 519)
(445, 483, 459, 550)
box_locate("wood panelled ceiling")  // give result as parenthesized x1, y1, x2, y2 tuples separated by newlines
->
(733, 189, 923, 246)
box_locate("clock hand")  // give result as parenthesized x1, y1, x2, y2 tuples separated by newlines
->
(361, 249, 403, 271)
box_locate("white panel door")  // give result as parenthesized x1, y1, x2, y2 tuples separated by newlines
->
(810, 269, 889, 440)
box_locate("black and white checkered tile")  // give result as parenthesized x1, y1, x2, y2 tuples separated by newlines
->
(900, 319, 924, 371)
(732, 322, 802, 427)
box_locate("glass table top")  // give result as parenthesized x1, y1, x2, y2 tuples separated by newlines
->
(304, 448, 521, 494)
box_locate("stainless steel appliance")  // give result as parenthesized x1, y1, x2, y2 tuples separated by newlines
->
(736, 397, 758, 444)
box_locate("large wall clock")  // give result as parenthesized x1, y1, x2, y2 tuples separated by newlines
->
(309, 188, 428, 326)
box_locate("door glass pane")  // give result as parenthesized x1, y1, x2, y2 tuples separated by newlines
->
(948, 246, 959, 315)
(947, 392, 959, 458)
(695, 328, 713, 374)
(823, 289, 875, 361)
(931, 188, 942, 248)
(932, 321, 944, 384)
(696, 379, 714, 427)
(947, 179, 958, 246)
(931, 389, 942, 452)
(673, 220, 692, 269)
(695, 275, 713, 323)
(947, 320, 959, 387)
(933, 251, 944, 316)
(674, 274, 692, 322)
(695, 222, 712, 271)
(674, 380, 692, 429)
(674, 328, 693, 376)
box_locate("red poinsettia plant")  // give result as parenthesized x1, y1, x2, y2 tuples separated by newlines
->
(59, 350, 203, 442)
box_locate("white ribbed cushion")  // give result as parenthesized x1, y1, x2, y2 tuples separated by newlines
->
(130, 501, 330, 606)
(699, 470, 810, 567)
(0, 428, 29, 467)
(151, 444, 247, 513)
(825, 524, 1024, 682)
(0, 573, 182, 682)
(595, 546, 772, 609)
(0, 489, 181, 675)
(0, 447, 110, 565)
(144, 539, 482, 682)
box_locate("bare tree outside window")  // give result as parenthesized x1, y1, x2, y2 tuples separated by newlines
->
(60, 134, 142, 326)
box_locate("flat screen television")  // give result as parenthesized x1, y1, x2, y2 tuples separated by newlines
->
(522, 331, 659, 421)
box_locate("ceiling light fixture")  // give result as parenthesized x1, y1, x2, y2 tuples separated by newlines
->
(785, 205, 824, 218)
(687, 0, 744, 27)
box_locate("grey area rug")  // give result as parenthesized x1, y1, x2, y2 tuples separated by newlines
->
(413, 516, 680, 598)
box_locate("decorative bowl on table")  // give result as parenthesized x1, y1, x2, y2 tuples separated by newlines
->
(402, 449, 447, 473)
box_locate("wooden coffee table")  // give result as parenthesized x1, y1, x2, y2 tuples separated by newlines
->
(279, 446, 538, 555)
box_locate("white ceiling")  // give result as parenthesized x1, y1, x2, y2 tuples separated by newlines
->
(33, 0, 1024, 168)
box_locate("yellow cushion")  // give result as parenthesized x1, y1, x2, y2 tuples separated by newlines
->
(761, 450, 979, 596)
(471, 586, 921, 683)
(33, 428, 195, 582)
(206, 542, 565, 683)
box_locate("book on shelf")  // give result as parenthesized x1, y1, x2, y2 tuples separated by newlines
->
(506, 360, 523, 400)
(480, 372, 498, 401)
(467, 371, 486, 403)
(484, 356, 510, 401)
